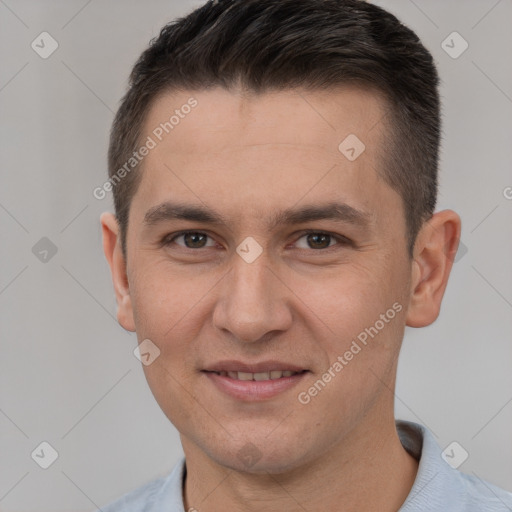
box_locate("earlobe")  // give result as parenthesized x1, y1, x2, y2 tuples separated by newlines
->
(100, 212, 136, 332)
(405, 210, 461, 328)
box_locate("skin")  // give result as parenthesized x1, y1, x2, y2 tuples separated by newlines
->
(101, 86, 461, 511)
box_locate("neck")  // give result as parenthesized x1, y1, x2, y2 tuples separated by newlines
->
(182, 414, 418, 512)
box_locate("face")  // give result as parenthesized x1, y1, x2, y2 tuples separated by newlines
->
(113, 86, 416, 473)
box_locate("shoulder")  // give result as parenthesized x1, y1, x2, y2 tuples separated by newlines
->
(97, 458, 186, 512)
(100, 475, 168, 512)
(459, 471, 512, 511)
(396, 420, 512, 511)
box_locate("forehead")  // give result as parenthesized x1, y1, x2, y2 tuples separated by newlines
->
(131, 86, 397, 232)
(144, 85, 387, 156)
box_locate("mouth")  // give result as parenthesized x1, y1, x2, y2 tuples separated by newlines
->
(202, 361, 309, 401)
(207, 370, 307, 381)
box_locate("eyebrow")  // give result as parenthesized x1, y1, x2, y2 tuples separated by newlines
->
(143, 200, 372, 230)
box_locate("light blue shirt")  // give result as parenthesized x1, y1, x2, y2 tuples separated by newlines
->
(99, 420, 512, 511)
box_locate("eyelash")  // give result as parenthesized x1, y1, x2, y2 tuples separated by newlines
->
(161, 229, 352, 252)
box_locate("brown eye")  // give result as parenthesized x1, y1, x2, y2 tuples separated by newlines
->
(183, 232, 208, 248)
(164, 231, 215, 249)
(294, 231, 348, 250)
(305, 233, 332, 249)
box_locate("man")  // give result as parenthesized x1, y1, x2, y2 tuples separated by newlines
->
(99, 0, 512, 510)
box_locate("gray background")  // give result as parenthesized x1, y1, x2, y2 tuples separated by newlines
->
(0, 0, 511, 510)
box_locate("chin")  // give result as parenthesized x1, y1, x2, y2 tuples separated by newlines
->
(205, 435, 312, 475)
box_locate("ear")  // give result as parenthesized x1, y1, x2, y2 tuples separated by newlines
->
(406, 209, 462, 328)
(100, 212, 136, 332)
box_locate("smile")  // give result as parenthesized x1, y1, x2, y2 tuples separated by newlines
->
(202, 363, 309, 401)
(210, 370, 305, 381)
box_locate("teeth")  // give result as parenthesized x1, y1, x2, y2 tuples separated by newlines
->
(216, 370, 301, 380)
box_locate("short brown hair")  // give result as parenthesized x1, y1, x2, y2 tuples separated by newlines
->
(108, 0, 440, 257)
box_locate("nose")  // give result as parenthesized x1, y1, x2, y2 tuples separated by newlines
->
(212, 252, 293, 344)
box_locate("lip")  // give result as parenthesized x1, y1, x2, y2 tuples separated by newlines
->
(202, 360, 309, 401)
(203, 360, 307, 374)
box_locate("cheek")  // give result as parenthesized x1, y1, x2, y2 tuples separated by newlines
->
(302, 259, 407, 382)
(307, 265, 388, 333)
(129, 258, 212, 337)
(142, 361, 197, 435)
(297, 290, 405, 435)
(130, 263, 205, 424)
